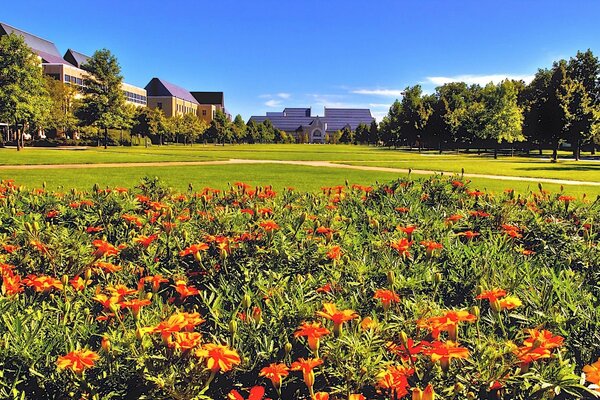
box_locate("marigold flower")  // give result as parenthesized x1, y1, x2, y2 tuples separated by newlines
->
(456, 230, 480, 240)
(172, 331, 202, 351)
(444, 214, 463, 224)
(259, 362, 289, 390)
(326, 245, 342, 260)
(523, 329, 563, 350)
(376, 365, 414, 398)
(120, 298, 151, 318)
(94, 261, 122, 273)
(417, 310, 476, 340)
(227, 386, 265, 400)
(1, 271, 23, 296)
(259, 220, 280, 231)
(420, 240, 443, 257)
(294, 322, 330, 353)
(56, 349, 100, 374)
(93, 292, 120, 310)
(349, 394, 366, 400)
(498, 295, 522, 310)
(476, 288, 507, 303)
(360, 316, 378, 331)
(313, 393, 329, 400)
(92, 240, 118, 258)
(144, 274, 169, 292)
(152, 313, 187, 343)
(583, 357, 600, 389)
(69, 275, 91, 291)
(390, 238, 412, 258)
(291, 358, 323, 392)
(387, 338, 427, 362)
(426, 341, 469, 371)
(134, 234, 158, 248)
(412, 384, 435, 400)
(374, 289, 400, 310)
(173, 280, 200, 300)
(23, 275, 63, 293)
(196, 343, 241, 373)
(179, 243, 209, 258)
(316, 303, 359, 337)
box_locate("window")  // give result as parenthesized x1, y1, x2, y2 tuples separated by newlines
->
(64, 75, 71, 83)
(202, 110, 207, 116)
(157, 102, 162, 110)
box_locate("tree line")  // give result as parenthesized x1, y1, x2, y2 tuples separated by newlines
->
(375, 50, 600, 160)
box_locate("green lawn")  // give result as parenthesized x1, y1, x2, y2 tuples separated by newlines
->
(0, 145, 598, 196)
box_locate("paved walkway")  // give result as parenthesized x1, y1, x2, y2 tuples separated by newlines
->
(0, 158, 598, 187)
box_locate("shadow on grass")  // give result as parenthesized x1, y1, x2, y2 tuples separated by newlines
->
(516, 165, 600, 172)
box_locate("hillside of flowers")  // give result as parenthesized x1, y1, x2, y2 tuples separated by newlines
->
(0, 175, 599, 399)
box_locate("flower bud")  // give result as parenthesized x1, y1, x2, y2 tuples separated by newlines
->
(284, 342, 293, 357)
(61, 275, 69, 288)
(471, 305, 480, 319)
(84, 268, 92, 281)
(434, 272, 442, 284)
(229, 319, 238, 335)
(454, 383, 465, 393)
(242, 293, 251, 309)
(101, 336, 111, 352)
(387, 270, 395, 286)
(399, 331, 409, 347)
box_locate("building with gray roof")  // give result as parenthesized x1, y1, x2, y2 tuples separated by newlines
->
(249, 107, 374, 143)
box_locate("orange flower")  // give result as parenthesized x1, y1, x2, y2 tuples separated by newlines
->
(195, 343, 241, 373)
(69, 275, 91, 291)
(349, 394, 366, 400)
(420, 240, 443, 257)
(259, 220, 280, 231)
(93, 292, 120, 310)
(314, 393, 329, 400)
(23, 275, 63, 293)
(1, 271, 23, 296)
(498, 296, 522, 310)
(179, 243, 209, 259)
(583, 357, 600, 389)
(316, 303, 359, 337)
(390, 238, 412, 258)
(456, 230, 480, 240)
(152, 313, 187, 343)
(417, 310, 476, 341)
(227, 386, 265, 400)
(144, 274, 169, 292)
(360, 316, 378, 331)
(376, 365, 414, 398)
(134, 234, 158, 248)
(373, 289, 400, 310)
(398, 225, 417, 240)
(294, 322, 330, 353)
(291, 358, 323, 393)
(513, 345, 551, 364)
(56, 349, 100, 374)
(387, 338, 427, 363)
(326, 245, 342, 260)
(94, 261, 122, 273)
(120, 298, 151, 318)
(259, 362, 289, 390)
(412, 384, 435, 400)
(476, 288, 507, 303)
(522, 329, 563, 350)
(172, 331, 202, 351)
(180, 311, 206, 331)
(92, 240, 119, 258)
(426, 341, 469, 371)
(444, 214, 463, 225)
(173, 280, 200, 300)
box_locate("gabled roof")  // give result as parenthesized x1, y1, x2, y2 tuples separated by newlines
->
(190, 91, 224, 106)
(64, 49, 90, 68)
(145, 78, 199, 104)
(0, 22, 68, 64)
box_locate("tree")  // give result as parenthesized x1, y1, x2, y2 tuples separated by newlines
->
(521, 68, 552, 154)
(77, 49, 125, 149)
(398, 85, 431, 150)
(181, 113, 207, 145)
(546, 60, 571, 161)
(231, 114, 246, 144)
(206, 109, 232, 144)
(258, 119, 275, 143)
(0, 33, 50, 150)
(339, 126, 354, 144)
(354, 123, 369, 144)
(44, 75, 79, 139)
(368, 120, 379, 145)
(479, 80, 524, 158)
(561, 79, 597, 160)
(380, 100, 403, 147)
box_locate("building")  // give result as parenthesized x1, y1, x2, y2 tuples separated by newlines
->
(145, 78, 199, 117)
(248, 107, 375, 143)
(0, 22, 147, 107)
(190, 92, 230, 122)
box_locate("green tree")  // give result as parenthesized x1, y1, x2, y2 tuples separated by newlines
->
(0, 33, 50, 150)
(546, 60, 571, 161)
(521, 68, 553, 154)
(231, 114, 246, 144)
(77, 49, 125, 149)
(354, 123, 369, 144)
(206, 109, 232, 145)
(480, 80, 524, 158)
(181, 113, 207, 145)
(368, 120, 379, 145)
(399, 85, 431, 150)
(561, 79, 598, 160)
(44, 75, 79, 139)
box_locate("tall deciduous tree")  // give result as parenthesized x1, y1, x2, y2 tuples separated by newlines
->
(77, 49, 125, 149)
(0, 33, 50, 150)
(44, 76, 79, 139)
(231, 114, 246, 144)
(399, 85, 431, 150)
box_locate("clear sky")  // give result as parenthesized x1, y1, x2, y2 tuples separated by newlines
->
(3, 0, 600, 120)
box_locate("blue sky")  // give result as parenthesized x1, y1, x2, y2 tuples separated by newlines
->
(3, 0, 600, 120)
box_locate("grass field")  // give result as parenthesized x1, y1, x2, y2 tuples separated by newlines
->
(0, 145, 598, 196)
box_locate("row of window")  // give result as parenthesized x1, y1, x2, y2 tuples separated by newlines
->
(177, 104, 196, 114)
(64, 74, 84, 86)
(124, 91, 147, 105)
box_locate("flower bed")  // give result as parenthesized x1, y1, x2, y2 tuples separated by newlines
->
(0, 176, 599, 399)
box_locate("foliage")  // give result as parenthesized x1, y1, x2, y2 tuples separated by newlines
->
(0, 176, 599, 399)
